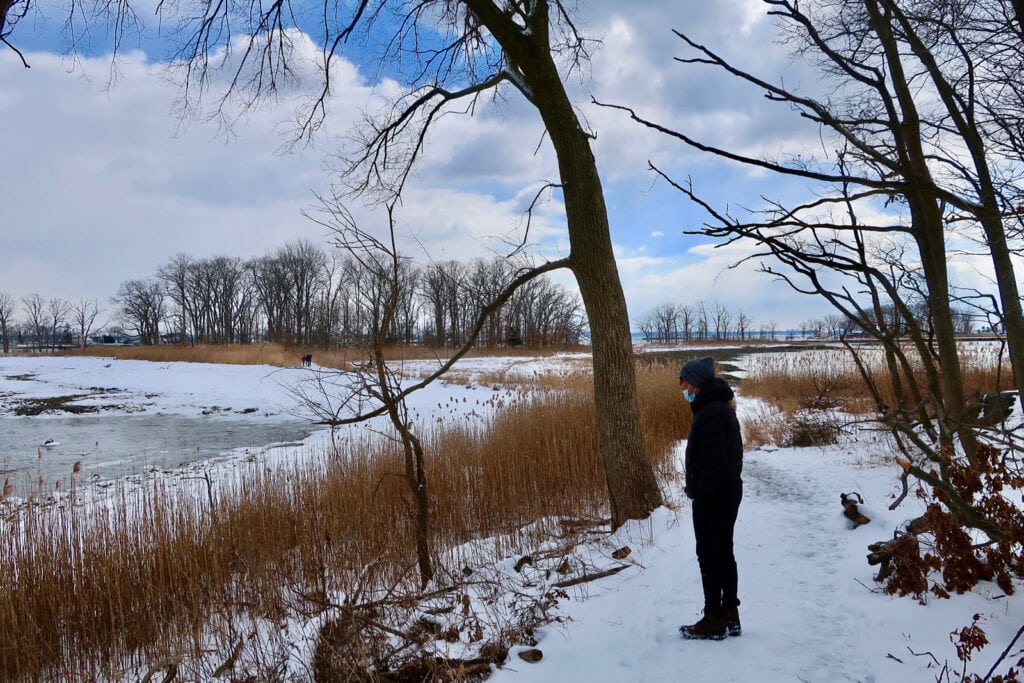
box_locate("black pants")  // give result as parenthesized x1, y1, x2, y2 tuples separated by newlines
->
(692, 480, 742, 615)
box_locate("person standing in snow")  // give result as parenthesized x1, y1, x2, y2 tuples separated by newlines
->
(677, 356, 744, 641)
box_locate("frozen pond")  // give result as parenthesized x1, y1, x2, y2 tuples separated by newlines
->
(0, 414, 315, 496)
(0, 355, 327, 496)
(0, 353, 532, 499)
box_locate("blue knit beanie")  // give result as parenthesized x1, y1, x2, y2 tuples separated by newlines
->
(679, 356, 715, 388)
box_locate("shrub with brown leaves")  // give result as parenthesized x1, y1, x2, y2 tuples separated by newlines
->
(880, 445, 1024, 601)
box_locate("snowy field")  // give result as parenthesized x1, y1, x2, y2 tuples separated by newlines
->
(1, 352, 1021, 682)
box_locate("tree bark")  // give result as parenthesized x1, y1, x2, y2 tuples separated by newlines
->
(467, 0, 663, 527)
(525, 21, 662, 528)
(866, 0, 978, 463)
(1014, 0, 1024, 38)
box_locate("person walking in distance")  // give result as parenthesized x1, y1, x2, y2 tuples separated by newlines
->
(677, 356, 744, 641)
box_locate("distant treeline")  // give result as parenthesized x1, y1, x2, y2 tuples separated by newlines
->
(635, 300, 980, 343)
(97, 240, 585, 349)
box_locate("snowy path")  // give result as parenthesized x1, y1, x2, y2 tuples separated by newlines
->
(489, 445, 1021, 683)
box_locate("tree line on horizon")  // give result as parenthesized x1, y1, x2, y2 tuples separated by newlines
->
(0, 240, 585, 352)
(0, 276, 987, 354)
(635, 300, 980, 343)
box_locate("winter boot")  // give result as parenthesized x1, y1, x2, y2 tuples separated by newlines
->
(724, 606, 742, 637)
(679, 612, 727, 641)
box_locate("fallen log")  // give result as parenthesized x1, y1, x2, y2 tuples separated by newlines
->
(866, 514, 931, 583)
(552, 564, 629, 588)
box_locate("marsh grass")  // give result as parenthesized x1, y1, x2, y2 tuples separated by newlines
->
(71, 342, 317, 368)
(738, 344, 1014, 448)
(69, 342, 581, 370)
(0, 360, 686, 681)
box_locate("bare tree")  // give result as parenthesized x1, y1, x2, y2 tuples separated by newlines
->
(267, 0, 665, 525)
(46, 297, 71, 349)
(641, 301, 739, 341)
(678, 304, 694, 341)
(735, 309, 752, 341)
(235, 247, 585, 348)
(712, 301, 733, 340)
(279, 241, 329, 347)
(420, 260, 469, 349)
(420, 261, 454, 348)
(250, 254, 293, 346)
(635, 311, 656, 342)
(391, 259, 421, 344)
(113, 279, 166, 345)
(245, 243, 333, 347)
(466, 258, 505, 348)
(508, 275, 583, 346)
(70, 298, 102, 348)
(0, 292, 14, 353)
(822, 315, 847, 339)
(302, 198, 575, 585)
(323, 204, 437, 586)
(206, 256, 247, 344)
(234, 269, 262, 344)
(654, 303, 681, 342)
(20, 294, 45, 350)
(695, 301, 710, 340)
(158, 253, 197, 345)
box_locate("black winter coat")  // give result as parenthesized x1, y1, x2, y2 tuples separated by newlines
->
(684, 377, 743, 500)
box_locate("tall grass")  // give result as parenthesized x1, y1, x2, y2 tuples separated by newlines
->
(0, 360, 687, 681)
(71, 342, 315, 367)
(738, 344, 1014, 448)
(68, 342, 581, 370)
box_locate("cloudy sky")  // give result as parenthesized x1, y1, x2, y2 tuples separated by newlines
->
(1, 0, 912, 331)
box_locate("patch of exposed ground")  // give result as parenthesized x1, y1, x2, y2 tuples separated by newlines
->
(11, 388, 128, 416)
(13, 395, 102, 416)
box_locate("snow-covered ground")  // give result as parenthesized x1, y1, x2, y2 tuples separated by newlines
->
(491, 445, 1022, 683)
(1, 352, 1021, 682)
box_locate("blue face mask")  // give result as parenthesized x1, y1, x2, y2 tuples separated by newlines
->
(683, 388, 696, 403)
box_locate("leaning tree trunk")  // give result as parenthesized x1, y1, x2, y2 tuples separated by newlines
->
(501, 10, 663, 528)
(976, 205, 1024, 400)
(868, 0, 978, 464)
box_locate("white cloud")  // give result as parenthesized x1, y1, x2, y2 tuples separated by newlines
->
(1, 46, 358, 302)
(383, 184, 567, 263)
(621, 238, 839, 329)
(616, 255, 665, 274)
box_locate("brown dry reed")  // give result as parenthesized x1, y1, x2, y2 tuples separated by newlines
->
(69, 342, 581, 370)
(739, 343, 1013, 448)
(0, 359, 687, 681)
